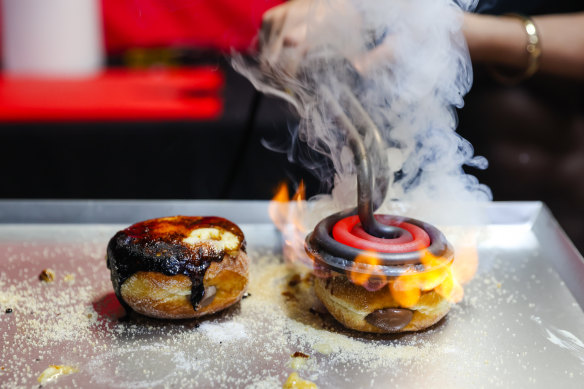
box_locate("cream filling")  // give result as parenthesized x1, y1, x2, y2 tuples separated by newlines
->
(183, 227, 240, 255)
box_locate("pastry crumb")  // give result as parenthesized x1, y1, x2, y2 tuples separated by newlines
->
(283, 372, 317, 389)
(39, 269, 55, 283)
(37, 365, 78, 385)
(63, 274, 75, 283)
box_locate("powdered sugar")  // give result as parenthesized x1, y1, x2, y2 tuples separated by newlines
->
(1, 223, 584, 388)
(198, 321, 248, 343)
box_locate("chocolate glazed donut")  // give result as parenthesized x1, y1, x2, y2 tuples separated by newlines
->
(106, 216, 247, 318)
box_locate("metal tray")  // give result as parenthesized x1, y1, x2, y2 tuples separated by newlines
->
(1, 201, 583, 388)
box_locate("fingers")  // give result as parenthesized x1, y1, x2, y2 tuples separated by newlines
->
(259, 9, 274, 49)
(264, 15, 287, 65)
(283, 24, 307, 48)
(260, 1, 311, 72)
(259, 0, 370, 76)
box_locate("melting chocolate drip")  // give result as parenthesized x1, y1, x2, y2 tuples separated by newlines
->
(365, 308, 413, 332)
(106, 216, 245, 312)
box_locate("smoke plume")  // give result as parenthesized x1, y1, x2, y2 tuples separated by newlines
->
(233, 0, 490, 225)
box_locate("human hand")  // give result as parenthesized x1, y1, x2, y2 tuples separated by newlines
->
(259, 0, 365, 74)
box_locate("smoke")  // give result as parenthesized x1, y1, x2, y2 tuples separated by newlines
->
(233, 0, 490, 225)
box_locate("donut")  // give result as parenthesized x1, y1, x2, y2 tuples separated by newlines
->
(313, 274, 452, 333)
(306, 213, 456, 333)
(106, 216, 248, 319)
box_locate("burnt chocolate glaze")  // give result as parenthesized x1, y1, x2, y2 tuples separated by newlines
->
(106, 216, 245, 313)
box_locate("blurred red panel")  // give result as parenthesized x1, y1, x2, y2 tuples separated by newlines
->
(101, 0, 283, 53)
(0, 67, 224, 122)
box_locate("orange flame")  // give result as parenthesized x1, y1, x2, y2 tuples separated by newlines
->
(389, 272, 422, 308)
(269, 181, 479, 307)
(420, 249, 464, 303)
(269, 181, 311, 266)
(270, 182, 291, 229)
(451, 232, 479, 285)
(347, 245, 472, 307)
(348, 251, 388, 291)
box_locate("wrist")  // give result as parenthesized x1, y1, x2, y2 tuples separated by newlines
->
(463, 13, 527, 67)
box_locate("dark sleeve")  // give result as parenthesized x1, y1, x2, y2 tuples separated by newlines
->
(475, 0, 584, 15)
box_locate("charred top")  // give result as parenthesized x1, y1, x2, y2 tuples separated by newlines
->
(106, 216, 245, 312)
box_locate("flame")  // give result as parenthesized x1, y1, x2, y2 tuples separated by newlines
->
(345, 247, 454, 305)
(389, 238, 478, 306)
(390, 250, 463, 307)
(269, 181, 311, 266)
(270, 182, 291, 229)
(424, 253, 464, 304)
(387, 270, 420, 307)
(347, 251, 388, 291)
(269, 181, 480, 306)
(451, 231, 479, 285)
(347, 245, 470, 307)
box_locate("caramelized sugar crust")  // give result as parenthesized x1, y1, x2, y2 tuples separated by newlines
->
(107, 216, 248, 319)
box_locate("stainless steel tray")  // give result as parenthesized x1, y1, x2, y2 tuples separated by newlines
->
(1, 201, 583, 388)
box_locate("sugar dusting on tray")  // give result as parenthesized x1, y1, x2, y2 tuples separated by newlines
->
(198, 321, 248, 343)
(1, 226, 584, 388)
(0, 241, 435, 388)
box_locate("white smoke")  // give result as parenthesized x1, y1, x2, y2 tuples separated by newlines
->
(233, 0, 490, 226)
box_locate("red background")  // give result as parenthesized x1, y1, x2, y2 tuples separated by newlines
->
(0, 0, 283, 54)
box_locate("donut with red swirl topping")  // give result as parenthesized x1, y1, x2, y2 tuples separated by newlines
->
(306, 213, 456, 333)
(107, 216, 248, 319)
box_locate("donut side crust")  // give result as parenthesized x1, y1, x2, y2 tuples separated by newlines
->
(120, 250, 248, 319)
(314, 276, 451, 333)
